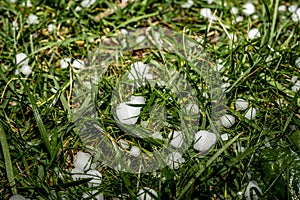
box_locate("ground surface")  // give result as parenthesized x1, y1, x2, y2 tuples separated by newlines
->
(0, 0, 300, 199)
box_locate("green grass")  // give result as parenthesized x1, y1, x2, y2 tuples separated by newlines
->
(0, 0, 300, 199)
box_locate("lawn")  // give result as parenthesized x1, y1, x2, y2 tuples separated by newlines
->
(0, 0, 300, 199)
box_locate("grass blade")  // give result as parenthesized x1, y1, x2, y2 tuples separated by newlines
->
(0, 123, 17, 195)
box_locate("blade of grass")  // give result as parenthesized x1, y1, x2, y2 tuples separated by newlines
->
(0, 123, 17, 195)
(22, 81, 52, 157)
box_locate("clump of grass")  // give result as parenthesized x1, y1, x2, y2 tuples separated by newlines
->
(0, 0, 299, 199)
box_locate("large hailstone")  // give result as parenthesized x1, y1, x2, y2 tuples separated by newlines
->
(193, 130, 216, 152)
(200, 8, 216, 21)
(128, 62, 153, 80)
(166, 152, 185, 169)
(242, 2, 255, 16)
(168, 131, 183, 148)
(181, 0, 194, 9)
(292, 81, 300, 92)
(74, 151, 92, 171)
(71, 167, 86, 181)
(20, 65, 32, 75)
(235, 98, 249, 110)
(72, 59, 85, 69)
(137, 187, 158, 200)
(9, 195, 26, 200)
(245, 107, 257, 120)
(129, 146, 141, 157)
(220, 114, 236, 128)
(60, 57, 71, 69)
(86, 169, 102, 186)
(116, 96, 145, 125)
(15, 53, 29, 66)
(118, 139, 130, 149)
(248, 28, 261, 40)
(244, 181, 262, 200)
(26, 14, 39, 25)
(81, 0, 96, 8)
(185, 103, 200, 114)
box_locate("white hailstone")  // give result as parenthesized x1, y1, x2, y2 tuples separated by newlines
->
(9, 0, 17, 3)
(220, 133, 229, 141)
(200, 8, 216, 20)
(235, 98, 249, 110)
(242, 2, 255, 16)
(129, 146, 141, 157)
(22, 0, 32, 7)
(181, 0, 194, 9)
(86, 169, 102, 186)
(252, 14, 259, 20)
(60, 57, 71, 69)
(74, 151, 92, 171)
(245, 107, 257, 120)
(9, 195, 26, 200)
(116, 102, 142, 125)
(128, 62, 152, 80)
(193, 130, 216, 152)
(120, 29, 128, 35)
(166, 152, 185, 169)
(129, 95, 145, 105)
(288, 5, 297, 13)
(221, 83, 231, 92)
(247, 28, 261, 40)
(214, 58, 224, 71)
(15, 69, 20, 75)
(231, 7, 239, 15)
(81, 0, 96, 8)
(90, 162, 98, 170)
(20, 65, 32, 75)
(220, 114, 236, 128)
(82, 191, 104, 200)
(71, 167, 86, 181)
(223, 76, 229, 81)
(136, 35, 146, 43)
(235, 16, 244, 22)
(119, 139, 129, 149)
(47, 24, 56, 33)
(292, 8, 300, 22)
(185, 103, 200, 114)
(75, 6, 82, 12)
(278, 5, 286, 12)
(168, 131, 183, 148)
(26, 14, 39, 25)
(137, 187, 158, 200)
(15, 53, 29, 66)
(12, 21, 19, 31)
(295, 57, 300, 68)
(153, 31, 163, 47)
(207, 0, 213, 4)
(292, 81, 300, 92)
(72, 59, 85, 69)
(244, 181, 262, 200)
(152, 132, 163, 140)
(202, 92, 209, 99)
